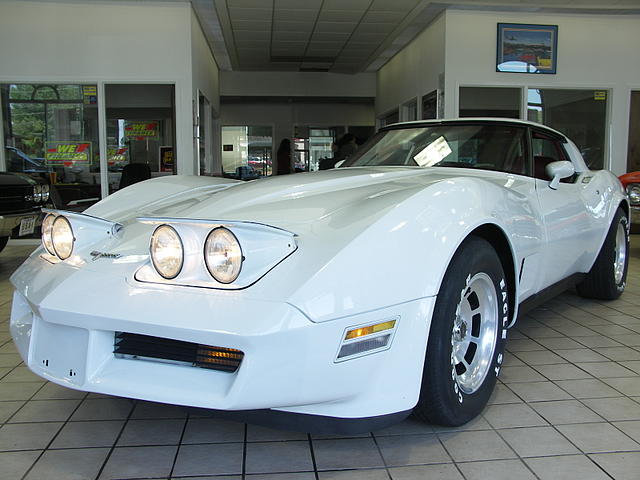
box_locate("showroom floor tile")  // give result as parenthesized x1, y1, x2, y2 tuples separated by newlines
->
(2, 240, 640, 479)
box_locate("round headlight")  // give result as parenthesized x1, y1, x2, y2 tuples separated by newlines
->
(41, 214, 56, 255)
(150, 225, 184, 279)
(204, 228, 243, 284)
(33, 184, 42, 203)
(51, 216, 74, 260)
(627, 184, 640, 206)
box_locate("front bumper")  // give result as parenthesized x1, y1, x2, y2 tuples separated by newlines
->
(0, 210, 41, 237)
(10, 251, 436, 423)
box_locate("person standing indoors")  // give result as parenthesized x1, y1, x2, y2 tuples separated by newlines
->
(276, 138, 293, 175)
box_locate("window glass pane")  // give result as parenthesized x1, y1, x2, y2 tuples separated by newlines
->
(2, 83, 101, 211)
(422, 91, 437, 120)
(459, 87, 521, 118)
(532, 130, 568, 179)
(105, 84, 176, 193)
(221, 126, 272, 179)
(528, 88, 607, 169)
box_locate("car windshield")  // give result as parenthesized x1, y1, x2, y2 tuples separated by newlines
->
(341, 124, 527, 175)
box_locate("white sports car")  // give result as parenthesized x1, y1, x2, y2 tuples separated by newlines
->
(10, 119, 629, 433)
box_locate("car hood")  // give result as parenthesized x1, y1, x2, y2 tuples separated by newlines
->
(105, 167, 462, 230)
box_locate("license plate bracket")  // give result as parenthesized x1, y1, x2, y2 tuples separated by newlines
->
(32, 319, 88, 386)
(19, 216, 36, 237)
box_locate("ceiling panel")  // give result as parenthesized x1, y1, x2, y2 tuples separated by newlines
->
(315, 22, 359, 33)
(321, 0, 373, 10)
(272, 31, 313, 41)
(273, 9, 320, 21)
(275, 0, 323, 9)
(318, 10, 367, 22)
(227, 7, 272, 20)
(369, 0, 421, 11)
(234, 30, 271, 41)
(203, 0, 640, 74)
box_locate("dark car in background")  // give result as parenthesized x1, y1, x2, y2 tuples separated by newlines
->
(0, 172, 50, 252)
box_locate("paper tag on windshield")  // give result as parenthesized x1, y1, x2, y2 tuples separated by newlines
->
(414, 136, 452, 167)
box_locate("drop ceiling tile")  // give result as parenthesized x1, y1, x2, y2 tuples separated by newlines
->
(236, 47, 271, 56)
(369, 0, 420, 11)
(275, 0, 323, 9)
(235, 39, 270, 48)
(230, 20, 271, 31)
(362, 11, 407, 23)
(271, 47, 307, 56)
(349, 31, 389, 42)
(305, 48, 343, 57)
(272, 20, 316, 32)
(356, 22, 396, 33)
(227, 0, 271, 8)
(310, 32, 351, 42)
(271, 41, 309, 50)
(228, 7, 273, 21)
(308, 40, 346, 49)
(322, 0, 371, 10)
(272, 31, 312, 42)
(318, 10, 365, 22)
(233, 30, 271, 41)
(273, 9, 320, 22)
(315, 21, 358, 33)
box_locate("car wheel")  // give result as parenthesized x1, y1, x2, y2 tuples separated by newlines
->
(577, 208, 629, 300)
(414, 236, 508, 426)
(0, 236, 8, 253)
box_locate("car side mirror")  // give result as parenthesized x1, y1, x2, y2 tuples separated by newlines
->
(546, 161, 575, 190)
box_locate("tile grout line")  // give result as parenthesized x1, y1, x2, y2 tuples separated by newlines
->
(92, 399, 138, 480)
(17, 389, 89, 480)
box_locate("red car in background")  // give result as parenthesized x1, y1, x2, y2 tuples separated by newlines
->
(619, 172, 640, 228)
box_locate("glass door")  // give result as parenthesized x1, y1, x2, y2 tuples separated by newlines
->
(105, 84, 176, 193)
(221, 126, 272, 179)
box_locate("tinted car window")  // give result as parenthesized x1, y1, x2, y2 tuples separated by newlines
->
(531, 130, 570, 180)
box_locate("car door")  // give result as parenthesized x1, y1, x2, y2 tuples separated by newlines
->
(532, 129, 601, 291)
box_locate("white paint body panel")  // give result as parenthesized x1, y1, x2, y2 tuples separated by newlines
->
(10, 120, 627, 421)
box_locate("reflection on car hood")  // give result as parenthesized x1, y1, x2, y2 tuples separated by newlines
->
(130, 167, 456, 228)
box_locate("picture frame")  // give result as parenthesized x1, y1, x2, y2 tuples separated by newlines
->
(496, 23, 558, 74)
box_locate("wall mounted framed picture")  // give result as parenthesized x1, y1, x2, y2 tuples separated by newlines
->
(496, 23, 558, 74)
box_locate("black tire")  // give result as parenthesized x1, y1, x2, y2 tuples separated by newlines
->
(577, 208, 629, 300)
(414, 236, 508, 426)
(0, 236, 8, 253)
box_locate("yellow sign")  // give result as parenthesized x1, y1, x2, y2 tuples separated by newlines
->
(45, 142, 92, 165)
(594, 91, 607, 101)
(125, 121, 159, 139)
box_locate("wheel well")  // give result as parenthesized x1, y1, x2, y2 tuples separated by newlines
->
(619, 201, 630, 223)
(469, 224, 516, 325)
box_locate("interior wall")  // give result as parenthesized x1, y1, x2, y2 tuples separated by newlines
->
(444, 10, 640, 174)
(0, 0, 199, 176)
(220, 72, 376, 98)
(376, 13, 446, 118)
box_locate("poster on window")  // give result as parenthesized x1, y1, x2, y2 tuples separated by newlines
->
(125, 121, 159, 140)
(44, 141, 92, 165)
